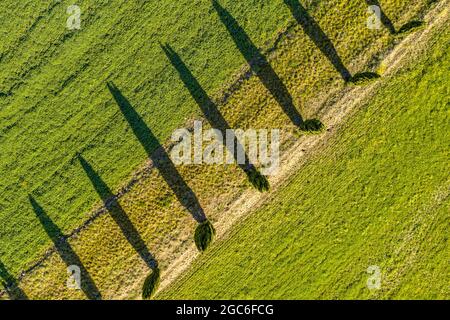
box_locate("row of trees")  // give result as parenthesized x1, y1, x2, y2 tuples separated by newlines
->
(3, 0, 424, 301)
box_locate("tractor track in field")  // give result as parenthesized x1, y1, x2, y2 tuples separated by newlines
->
(1, 0, 447, 299)
(155, 1, 449, 296)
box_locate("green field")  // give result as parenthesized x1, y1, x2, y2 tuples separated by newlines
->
(0, 0, 311, 274)
(0, 0, 446, 300)
(158, 25, 450, 299)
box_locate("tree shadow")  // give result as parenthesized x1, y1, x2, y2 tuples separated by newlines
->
(365, 0, 396, 34)
(0, 260, 28, 300)
(106, 82, 207, 222)
(212, 0, 305, 128)
(284, 0, 352, 81)
(77, 155, 158, 271)
(29, 195, 101, 300)
(161, 44, 269, 192)
(396, 20, 424, 35)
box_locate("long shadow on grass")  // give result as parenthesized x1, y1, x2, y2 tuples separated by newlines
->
(161, 44, 269, 192)
(365, 0, 396, 34)
(283, 0, 352, 81)
(212, 0, 305, 128)
(78, 155, 158, 270)
(0, 260, 28, 300)
(106, 82, 206, 223)
(29, 195, 101, 300)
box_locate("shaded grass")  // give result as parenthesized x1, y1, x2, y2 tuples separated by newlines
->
(396, 20, 425, 34)
(29, 195, 102, 300)
(0, 260, 28, 300)
(142, 267, 160, 300)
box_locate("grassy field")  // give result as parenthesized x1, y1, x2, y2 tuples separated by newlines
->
(157, 23, 450, 299)
(1, 0, 312, 274)
(0, 0, 441, 299)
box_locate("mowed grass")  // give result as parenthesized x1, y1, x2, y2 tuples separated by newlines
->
(0, 0, 434, 297)
(157, 26, 450, 300)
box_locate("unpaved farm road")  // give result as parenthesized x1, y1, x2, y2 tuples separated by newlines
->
(1, 0, 447, 300)
(154, 1, 449, 297)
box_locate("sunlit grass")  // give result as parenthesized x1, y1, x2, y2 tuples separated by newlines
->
(157, 29, 450, 300)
